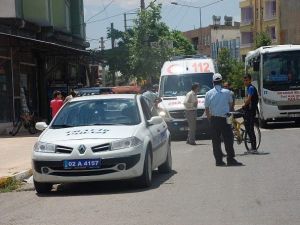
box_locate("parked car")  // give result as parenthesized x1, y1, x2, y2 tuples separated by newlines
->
(74, 87, 113, 96)
(33, 94, 172, 193)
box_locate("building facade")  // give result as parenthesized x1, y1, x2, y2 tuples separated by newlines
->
(240, 0, 300, 59)
(183, 22, 241, 60)
(0, 0, 90, 132)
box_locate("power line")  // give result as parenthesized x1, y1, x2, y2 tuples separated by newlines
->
(87, 8, 139, 25)
(175, 6, 190, 29)
(86, 0, 114, 22)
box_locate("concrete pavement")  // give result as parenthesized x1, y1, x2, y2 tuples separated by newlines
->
(0, 134, 38, 185)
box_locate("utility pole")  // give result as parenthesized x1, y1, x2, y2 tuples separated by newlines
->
(110, 22, 115, 49)
(110, 22, 116, 85)
(100, 37, 105, 51)
(141, 0, 145, 10)
(124, 13, 127, 31)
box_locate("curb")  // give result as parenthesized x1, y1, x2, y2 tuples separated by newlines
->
(0, 169, 33, 188)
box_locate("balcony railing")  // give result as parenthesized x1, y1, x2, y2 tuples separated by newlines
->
(264, 10, 277, 20)
(240, 43, 253, 48)
(241, 19, 253, 25)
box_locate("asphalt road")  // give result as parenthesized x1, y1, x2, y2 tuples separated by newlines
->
(0, 124, 300, 225)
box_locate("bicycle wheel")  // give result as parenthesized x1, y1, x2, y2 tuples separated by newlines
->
(243, 124, 261, 151)
(9, 120, 22, 136)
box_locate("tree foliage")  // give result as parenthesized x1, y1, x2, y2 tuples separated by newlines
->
(101, 3, 196, 85)
(255, 32, 272, 48)
(217, 48, 244, 91)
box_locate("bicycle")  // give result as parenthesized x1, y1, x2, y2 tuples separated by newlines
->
(227, 111, 261, 153)
(9, 112, 38, 136)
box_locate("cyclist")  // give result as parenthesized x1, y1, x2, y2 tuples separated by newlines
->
(242, 74, 259, 152)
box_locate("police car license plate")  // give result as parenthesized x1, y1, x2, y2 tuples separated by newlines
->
(63, 159, 101, 169)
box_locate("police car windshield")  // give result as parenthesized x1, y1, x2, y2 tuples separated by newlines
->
(51, 98, 140, 128)
(160, 73, 213, 97)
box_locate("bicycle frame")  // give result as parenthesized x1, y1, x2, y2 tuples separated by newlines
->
(232, 117, 245, 144)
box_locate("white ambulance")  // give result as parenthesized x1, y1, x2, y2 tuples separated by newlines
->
(158, 55, 217, 137)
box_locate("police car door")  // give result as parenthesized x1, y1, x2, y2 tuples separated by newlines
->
(140, 97, 162, 167)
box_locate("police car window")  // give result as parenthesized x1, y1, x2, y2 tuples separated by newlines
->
(140, 97, 152, 120)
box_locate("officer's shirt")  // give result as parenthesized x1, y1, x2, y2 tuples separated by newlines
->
(204, 85, 233, 117)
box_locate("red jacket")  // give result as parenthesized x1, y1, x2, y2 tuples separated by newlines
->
(50, 98, 63, 118)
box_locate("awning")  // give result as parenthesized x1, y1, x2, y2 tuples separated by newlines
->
(0, 32, 90, 56)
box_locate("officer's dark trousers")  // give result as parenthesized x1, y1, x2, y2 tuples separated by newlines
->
(210, 116, 235, 163)
(244, 110, 256, 150)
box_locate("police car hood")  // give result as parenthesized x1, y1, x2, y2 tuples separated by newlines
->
(39, 125, 139, 142)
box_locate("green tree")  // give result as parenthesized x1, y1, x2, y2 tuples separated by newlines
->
(228, 60, 244, 91)
(217, 48, 244, 91)
(103, 27, 132, 85)
(255, 32, 272, 48)
(101, 3, 196, 85)
(217, 48, 233, 81)
(128, 3, 196, 83)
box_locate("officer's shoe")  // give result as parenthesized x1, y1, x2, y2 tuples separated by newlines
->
(216, 161, 226, 167)
(227, 158, 243, 166)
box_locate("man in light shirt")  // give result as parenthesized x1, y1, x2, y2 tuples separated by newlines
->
(184, 83, 199, 145)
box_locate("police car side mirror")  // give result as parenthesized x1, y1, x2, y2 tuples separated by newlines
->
(147, 116, 163, 126)
(35, 122, 48, 131)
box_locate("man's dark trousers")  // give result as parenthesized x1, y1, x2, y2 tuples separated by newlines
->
(210, 116, 235, 163)
(244, 110, 256, 149)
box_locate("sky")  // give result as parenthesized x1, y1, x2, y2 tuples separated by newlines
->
(83, 0, 241, 49)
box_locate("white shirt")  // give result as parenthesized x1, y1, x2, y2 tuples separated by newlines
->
(184, 90, 198, 110)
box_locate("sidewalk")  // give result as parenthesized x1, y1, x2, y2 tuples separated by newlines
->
(0, 134, 38, 178)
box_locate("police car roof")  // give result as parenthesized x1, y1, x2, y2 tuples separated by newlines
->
(69, 94, 138, 102)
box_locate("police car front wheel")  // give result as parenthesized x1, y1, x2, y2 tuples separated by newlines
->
(136, 148, 152, 188)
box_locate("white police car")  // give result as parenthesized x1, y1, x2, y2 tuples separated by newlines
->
(33, 94, 172, 193)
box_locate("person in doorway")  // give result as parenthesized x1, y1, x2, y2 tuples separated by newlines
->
(183, 83, 199, 145)
(142, 84, 162, 111)
(205, 73, 243, 166)
(63, 89, 76, 103)
(50, 90, 63, 118)
(242, 74, 259, 152)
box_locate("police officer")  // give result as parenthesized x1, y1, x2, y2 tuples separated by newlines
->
(205, 73, 243, 166)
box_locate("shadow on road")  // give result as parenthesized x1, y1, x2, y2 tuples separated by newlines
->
(235, 151, 270, 157)
(36, 170, 177, 197)
(264, 121, 300, 130)
(172, 133, 211, 142)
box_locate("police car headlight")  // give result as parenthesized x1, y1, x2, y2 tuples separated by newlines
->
(34, 142, 56, 153)
(111, 137, 142, 150)
(159, 111, 166, 117)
